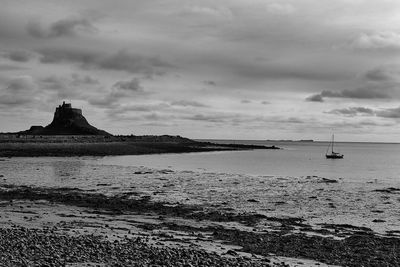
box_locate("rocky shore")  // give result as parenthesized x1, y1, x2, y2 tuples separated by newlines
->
(0, 227, 277, 267)
(0, 184, 399, 266)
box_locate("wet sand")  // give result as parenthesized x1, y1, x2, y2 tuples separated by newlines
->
(0, 182, 399, 266)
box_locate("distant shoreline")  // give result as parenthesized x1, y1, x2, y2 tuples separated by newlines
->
(0, 135, 279, 157)
(197, 139, 400, 144)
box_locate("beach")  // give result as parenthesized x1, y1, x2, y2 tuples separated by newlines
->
(1, 154, 400, 266)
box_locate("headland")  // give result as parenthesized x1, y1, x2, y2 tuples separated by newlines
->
(0, 102, 279, 157)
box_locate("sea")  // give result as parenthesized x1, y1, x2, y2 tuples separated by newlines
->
(1, 140, 400, 233)
(98, 140, 400, 183)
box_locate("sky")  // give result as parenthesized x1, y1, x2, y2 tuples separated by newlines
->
(0, 0, 399, 142)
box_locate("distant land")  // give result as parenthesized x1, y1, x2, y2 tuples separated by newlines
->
(0, 102, 279, 157)
(266, 139, 314, 142)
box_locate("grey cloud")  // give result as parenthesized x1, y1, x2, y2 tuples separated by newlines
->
(258, 116, 305, 124)
(306, 94, 324, 102)
(170, 100, 208, 107)
(27, 17, 97, 38)
(327, 107, 375, 116)
(143, 113, 169, 121)
(326, 106, 400, 119)
(40, 76, 75, 100)
(178, 5, 233, 21)
(284, 117, 303, 124)
(183, 113, 305, 126)
(139, 122, 176, 127)
(99, 50, 171, 76)
(203, 80, 216, 86)
(3, 50, 33, 62)
(70, 73, 99, 86)
(266, 3, 295, 15)
(89, 78, 145, 107)
(88, 97, 117, 108)
(335, 88, 389, 99)
(358, 120, 382, 126)
(234, 64, 348, 81)
(241, 99, 251, 104)
(376, 107, 400, 118)
(0, 64, 27, 71)
(0, 76, 36, 106)
(365, 65, 400, 81)
(105, 103, 170, 119)
(112, 78, 142, 92)
(308, 65, 400, 102)
(307, 87, 390, 102)
(41, 74, 99, 89)
(261, 101, 270, 105)
(318, 90, 341, 98)
(41, 76, 68, 90)
(38, 48, 171, 76)
(184, 113, 236, 123)
(39, 74, 100, 100)
(351, 31, 400, 51)
(124, 103, 169, 112)
(39, 48, 97, 64)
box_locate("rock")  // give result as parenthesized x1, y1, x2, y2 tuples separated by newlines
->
(371, 210, 384, 213)
(320, 178, 338, 183)
(96, 183, 111, 186)
(226, 250, 238, 256)
(374, 187, 400, 194)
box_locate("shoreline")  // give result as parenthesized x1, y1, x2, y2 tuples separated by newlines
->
(0, 136, 279, 157)
(0, 183, 399, 266)
(1, 151, 399, 266)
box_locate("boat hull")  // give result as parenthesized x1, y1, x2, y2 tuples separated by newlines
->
(326, 154, 343, 159)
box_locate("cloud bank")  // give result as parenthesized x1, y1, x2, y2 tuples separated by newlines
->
(27, 16, 97, 38)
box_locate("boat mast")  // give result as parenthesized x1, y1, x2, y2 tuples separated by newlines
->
(332, 134, 334, 153)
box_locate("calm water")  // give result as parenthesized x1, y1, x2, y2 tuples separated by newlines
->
(1, 141, 400, 231)
(97, 141, 400, 182)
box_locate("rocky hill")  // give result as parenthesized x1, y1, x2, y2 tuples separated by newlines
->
(20, 102, 110, 136)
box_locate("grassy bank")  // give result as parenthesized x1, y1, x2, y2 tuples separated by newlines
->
(0, 140, 278, 157)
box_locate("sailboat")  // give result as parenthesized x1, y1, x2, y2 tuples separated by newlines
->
(325, 134, 343, 159)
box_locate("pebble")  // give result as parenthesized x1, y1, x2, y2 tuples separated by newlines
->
(0, 227, 274, 266)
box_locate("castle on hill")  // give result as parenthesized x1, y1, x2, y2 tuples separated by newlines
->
(20, 102, 110, 136)
(54, 101, 82, 118)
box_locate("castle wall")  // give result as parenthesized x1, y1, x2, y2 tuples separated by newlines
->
(54, 106, 82, 118)
(71, 108, 82, 115)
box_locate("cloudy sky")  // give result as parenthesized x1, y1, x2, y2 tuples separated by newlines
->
(0, 0, 399, 142)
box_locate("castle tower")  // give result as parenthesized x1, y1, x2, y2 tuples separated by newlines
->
(41, 102, 110, 135)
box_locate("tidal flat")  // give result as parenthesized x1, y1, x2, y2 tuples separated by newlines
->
(0, 157, 399, 266)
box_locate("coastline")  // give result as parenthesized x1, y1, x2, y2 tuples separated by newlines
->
(0, 135, 278, 157)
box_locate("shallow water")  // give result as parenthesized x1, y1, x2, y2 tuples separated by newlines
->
(98, 141, 400, 182)
(0, 141, 399, 233)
